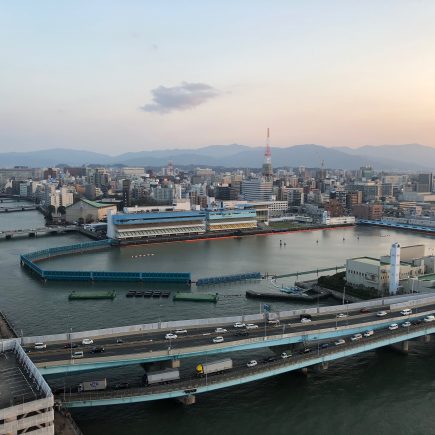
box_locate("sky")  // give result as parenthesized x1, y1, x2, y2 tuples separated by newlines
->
(1, 0, 435, 154)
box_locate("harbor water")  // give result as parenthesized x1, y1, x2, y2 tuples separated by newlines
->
(1, 207, 435, 435)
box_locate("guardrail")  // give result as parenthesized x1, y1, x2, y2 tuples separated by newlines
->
(22, 293, 435, 346)
(34, 305, 435, 376)
(59, 322, 435, 407)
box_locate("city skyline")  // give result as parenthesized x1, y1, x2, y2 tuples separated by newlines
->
(2, 1, 435, 153)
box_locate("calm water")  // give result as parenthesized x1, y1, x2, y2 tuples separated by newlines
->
(1, 208, 435, 435)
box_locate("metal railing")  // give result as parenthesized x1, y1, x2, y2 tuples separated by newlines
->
(59, 321, 435, 405)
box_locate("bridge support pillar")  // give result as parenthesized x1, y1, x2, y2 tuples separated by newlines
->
(422, 334, 431, 343)
(176, 395, 196, 406)
(316, 362, 328, 372)
(300, 367, 309, 377)
(390, 341, 409, 354)
(141, 359, 180, 372)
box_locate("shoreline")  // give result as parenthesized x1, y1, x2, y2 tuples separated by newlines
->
(118, 223, 355, 247)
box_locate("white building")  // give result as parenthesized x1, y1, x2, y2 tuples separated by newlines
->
(346, 244, 427, 293)
(241, 179, 273, 201)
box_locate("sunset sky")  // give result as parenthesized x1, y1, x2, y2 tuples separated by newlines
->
(1, 1, 435, 153)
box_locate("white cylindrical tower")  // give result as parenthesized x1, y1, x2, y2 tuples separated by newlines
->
(389, 242, 401, 295)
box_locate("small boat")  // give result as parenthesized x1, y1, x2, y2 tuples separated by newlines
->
(135, 291, 144, 297)
(143, 291, 153, 297)
(161, 291, 170, 298)
(152, 291, 162, 298)
(126, 291, 136, 298)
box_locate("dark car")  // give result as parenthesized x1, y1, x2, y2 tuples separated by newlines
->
(320, 343, 330, 349)
(234, 331, 249, 337)
(91, 346, 105, 353)
(64, 343, 79, 349)
(116, 338, 124, 344)
(412, 319, 422, 325)
(360, 307, 370, 313)
(262, 356, 277, 363)
(300, 347, 312, 354)
(113, 382, 130, 390)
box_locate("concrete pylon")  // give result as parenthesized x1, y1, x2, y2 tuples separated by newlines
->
(176, 395, 196, 405)
(389, 242, 400, 295)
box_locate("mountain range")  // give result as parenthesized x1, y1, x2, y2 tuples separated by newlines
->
(0, 144, 433, 171)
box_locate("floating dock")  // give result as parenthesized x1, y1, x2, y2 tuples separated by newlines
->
(246, 289, 330, 302)
(173, 292, 219, 303)
(68, 291, 116, 300)
(196, 272, 261, 286)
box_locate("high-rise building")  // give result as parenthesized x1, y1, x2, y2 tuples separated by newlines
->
(122, 179, 132, 207)
(416, 173, 433, 193)
(241, 179, 273, 201)
(262, 128, 273, 181)
(287, 188, 304, 206)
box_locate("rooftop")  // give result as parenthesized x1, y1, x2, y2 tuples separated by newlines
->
(80, 198, 115, 209)
(0, 350, 44, 409)
(348, 257, 380, 266)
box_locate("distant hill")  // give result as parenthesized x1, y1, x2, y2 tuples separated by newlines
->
(0, 148, 112, 167)
(0, 143, 434, 170)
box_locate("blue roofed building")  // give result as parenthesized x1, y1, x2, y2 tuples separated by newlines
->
(107, 210, 206, 240)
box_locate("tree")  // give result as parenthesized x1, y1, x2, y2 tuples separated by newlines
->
(58, 206, 66, 215)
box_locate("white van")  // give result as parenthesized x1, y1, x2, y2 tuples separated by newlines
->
(268, 319, 280, 325)
(34, 342, 47, 350)
(72, 351, 84, 359)
(400, 308, 412, 316)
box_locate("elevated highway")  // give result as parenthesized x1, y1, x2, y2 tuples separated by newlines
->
(58, 321, 435, 407)
(28, 295, 435, 375)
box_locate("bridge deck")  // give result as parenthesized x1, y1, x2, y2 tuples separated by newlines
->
(59, 322, 435, 407)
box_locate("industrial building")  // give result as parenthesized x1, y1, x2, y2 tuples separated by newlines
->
(346, 244, 434, 294)
(65, 199, 117, 223)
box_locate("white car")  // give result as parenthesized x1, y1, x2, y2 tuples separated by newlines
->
(246, 360, 258, 368)
(245, 324, 259, 329)
(336, 313, 347, 318)
(174, 329, 188, 334)
(234, 322, 246, 328)
(376, 311, 388, 317)
(82, 338, 94, 345)
(363, 330, 374, 337)
(424, 315, 435, 322)
(388, 323, 399, 330)
(34, 342, 47, 350)
(401, 321, 411, 328)
(215, 328, 228, 333)
(165, 333, 177, 340)
(334, 339, 346, 346)
(300, 318, 312, 323)
(281, 352, 291, 359)
(213, 336, 224, 343)
(350, 333, 362, 342)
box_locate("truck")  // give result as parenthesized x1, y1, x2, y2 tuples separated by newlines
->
(77, 379, 107, 393)
(196, 358, 233, 376)
(143, 369, 180, 386)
